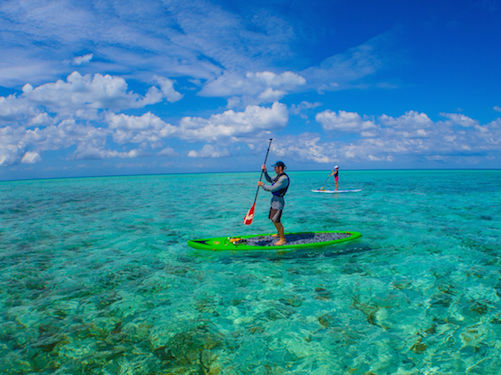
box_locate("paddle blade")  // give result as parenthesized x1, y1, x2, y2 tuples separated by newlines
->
(243, 203, 256, 225)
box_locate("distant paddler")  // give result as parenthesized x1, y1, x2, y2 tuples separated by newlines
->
(328, 165, 339, 191)
(257, 161, 290, 246)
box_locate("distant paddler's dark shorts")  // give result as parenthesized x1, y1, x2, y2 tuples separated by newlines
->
(269, 207, 283, 223)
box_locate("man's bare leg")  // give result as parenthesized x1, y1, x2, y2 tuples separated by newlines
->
(273, 222, 286, 245)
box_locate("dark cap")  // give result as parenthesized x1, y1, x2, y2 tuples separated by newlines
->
(272, 161, 286, 169)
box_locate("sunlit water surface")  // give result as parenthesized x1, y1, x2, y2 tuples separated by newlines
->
(0, 170, 500, 374)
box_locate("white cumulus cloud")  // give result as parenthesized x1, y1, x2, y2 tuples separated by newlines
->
(440, 113, 478, 127)
(379, 111, 433, 130)
(23, 71, 160, 115)
(107, 112, 176, 147)
(0, 94, 39, 123)
(274, 109, 501, 166)
(179, 102, 288, 141)
(155, 76, 183, 103)
(158, 147, 176, 156)
(74, 143, 141, 160)
(201, 71, 305, 105)
(72, 53, 93, 65)
(188, 144, 230, 158)
(316, 110, 377, 133)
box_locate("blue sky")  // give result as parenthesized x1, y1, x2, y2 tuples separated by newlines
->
(1, 0, 500, 179)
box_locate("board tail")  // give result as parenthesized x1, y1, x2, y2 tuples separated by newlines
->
(243, 203, 255, 225)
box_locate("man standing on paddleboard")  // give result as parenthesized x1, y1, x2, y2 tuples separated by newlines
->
(257, 161, 290, 246)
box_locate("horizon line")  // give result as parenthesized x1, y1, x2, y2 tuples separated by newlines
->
(1, 167, 500, 183)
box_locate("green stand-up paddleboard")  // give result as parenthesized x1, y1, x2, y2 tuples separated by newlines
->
(187, 230, 361, 251)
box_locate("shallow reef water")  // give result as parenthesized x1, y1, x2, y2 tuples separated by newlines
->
(0, 170, 500, 374)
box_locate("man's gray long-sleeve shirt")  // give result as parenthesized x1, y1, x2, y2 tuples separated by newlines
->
(261, 171, 289, 210)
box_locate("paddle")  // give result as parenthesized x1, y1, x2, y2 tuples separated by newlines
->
(319, 175, 331, 190)
(243, 138, 273, 225)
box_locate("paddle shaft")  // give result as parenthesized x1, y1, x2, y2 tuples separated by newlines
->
(252, 138, 273, 204)
(320, 175, 330, 189)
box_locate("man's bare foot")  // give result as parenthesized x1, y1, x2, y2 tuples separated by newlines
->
(271, 233, 279, 238)
(274, 239, 286, 246)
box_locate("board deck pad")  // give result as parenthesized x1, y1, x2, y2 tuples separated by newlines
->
(188, 230, 361, 251)
(244, 232, 350, 246)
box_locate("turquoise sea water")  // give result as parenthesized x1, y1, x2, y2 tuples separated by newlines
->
(0, 170, 500, 374)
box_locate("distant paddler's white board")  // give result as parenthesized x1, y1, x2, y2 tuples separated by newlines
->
(312, 189, 362, 194)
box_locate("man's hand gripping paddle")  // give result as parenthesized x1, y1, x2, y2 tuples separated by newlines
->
(243, 138, 273, 225)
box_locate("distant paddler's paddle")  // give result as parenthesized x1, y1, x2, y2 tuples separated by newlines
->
(243, 138, 273, 225)
(319, 175, 331, 190)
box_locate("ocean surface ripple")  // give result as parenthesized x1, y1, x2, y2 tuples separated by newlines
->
(0, 170, 500, 374)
